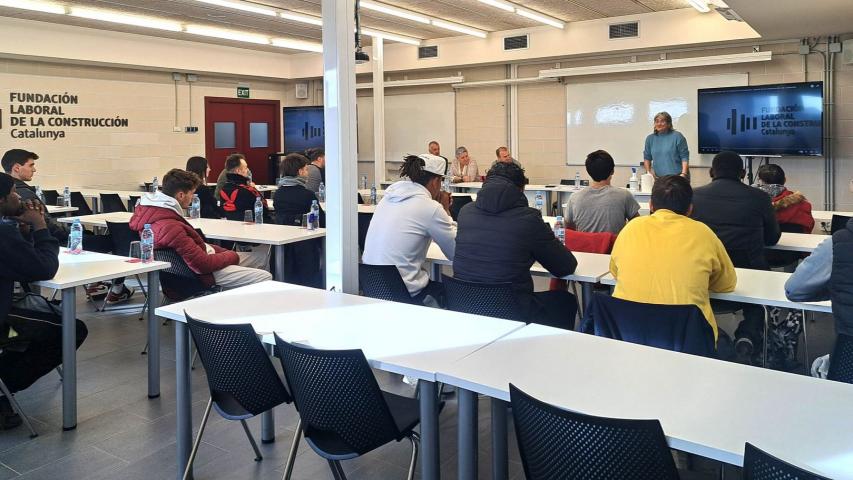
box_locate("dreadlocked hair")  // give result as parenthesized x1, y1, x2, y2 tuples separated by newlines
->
(399, 155, 439, 187)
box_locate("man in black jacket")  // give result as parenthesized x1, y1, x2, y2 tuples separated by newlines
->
(219, 154, 270, 223)
(0, 172, 87, 429)
(692, 151, 781, 360)
(454, 162, 579, 329)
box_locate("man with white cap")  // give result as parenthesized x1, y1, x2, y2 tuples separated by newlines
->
(362, 153, 455, 306)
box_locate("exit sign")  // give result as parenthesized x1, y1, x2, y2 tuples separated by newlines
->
(237, 87, 250, 98)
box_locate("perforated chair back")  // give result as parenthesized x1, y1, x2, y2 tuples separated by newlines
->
(827, 333, 853, 384)
(69, 192, 93, 216)
(358, 264, 416, 304)
(743, 442, 830, 480)
(274, 336, 404, 458)
(100, 193, 127, 213)
(42, 190, 59, 206)
(128, 196, 140, 212)
(831, 215, 852, 235)
(450, 195, 473, 221)
(442, 274, 526, 322)
(153, 249, 212, 301)
(509, 383, 679, 480)
(185, 314, 291, 419)
(105, 221, 139, 257)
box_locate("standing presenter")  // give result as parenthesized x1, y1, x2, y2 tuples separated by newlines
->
(643, 111, 689, 179)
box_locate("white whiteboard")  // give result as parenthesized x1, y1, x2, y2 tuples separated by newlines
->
(565, 73, 747, 167)
(357, 91, 456, 164)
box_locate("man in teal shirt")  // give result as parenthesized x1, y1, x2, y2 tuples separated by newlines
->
(643, 112, 690, 178)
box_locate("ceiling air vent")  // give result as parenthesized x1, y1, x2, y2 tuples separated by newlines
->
(609, 22, 639, 39)
(503, 34, 529, 51)
(418, 46, 438, 59)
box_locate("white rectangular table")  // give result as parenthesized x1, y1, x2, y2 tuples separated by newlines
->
(59, 213, 326, 282)
(156, 281, 525, 480)
(33, 250, 170, 430)
(771, 232, 827, 253)
(437, 323, 853, 480)
(45, 205, 77, 216)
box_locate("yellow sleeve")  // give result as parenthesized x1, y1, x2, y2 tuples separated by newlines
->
(709, 235, 737, 293)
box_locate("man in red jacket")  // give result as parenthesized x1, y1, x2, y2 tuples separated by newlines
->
(130, 169, 271, 290)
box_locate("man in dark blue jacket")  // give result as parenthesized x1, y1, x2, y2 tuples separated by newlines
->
(453, 162, 578, 329)
(0, 172, 87, 430)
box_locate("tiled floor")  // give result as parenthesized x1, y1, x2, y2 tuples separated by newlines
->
(0, 290, 836, 479)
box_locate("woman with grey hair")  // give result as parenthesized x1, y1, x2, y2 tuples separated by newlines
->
(450, 146, 479, 183)
(643, 111, 690, 179)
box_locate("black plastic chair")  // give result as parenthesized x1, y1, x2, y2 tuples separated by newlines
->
(358, 264, 417, 305)
(827, 333, 853, 384)
(0, 351, 38, 438)
(743, 442, 829, 479)
(100, 193, 127, 213)
(509, 383, 679, 480)
(153, 249, 219, 302)
(442, 274, 526, 322)
(183, 315, 297, 480)
(69, 191, 93, 216)
(42, 189, 59, 206)
(274, 336, 421, 480)
(450, 195, 473, 221)
(830, 214, 852, 235)
(128, 195, 140, 212)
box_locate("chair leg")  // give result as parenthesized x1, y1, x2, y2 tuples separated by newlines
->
(407, 432, 420, 480)
(762, 305, 769, 368)
(327, 460, 347, 480)
(281, 418, 302, 480)
(191, 351, 198, 371)
(0, 380, 37, 438)
(98, 280, 115, 312)
(141, 341, 148, 356)
(182, 397, 213, 480)
(801, 309, 810, 374)
(136, 275, 149, 321)
(239, 419, 263, 461)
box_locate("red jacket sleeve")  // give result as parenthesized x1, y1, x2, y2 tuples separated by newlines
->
(160, 222, 239, 274)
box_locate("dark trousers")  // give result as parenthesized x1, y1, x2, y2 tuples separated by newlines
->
(735, 304, 766, 344)
(413, 280, 446, 307)
(527, 291, 578, 331)
(0, 314, 88, 393)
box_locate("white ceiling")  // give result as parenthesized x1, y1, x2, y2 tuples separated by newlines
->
(0, 0, 699, 53)
(726, 0, 853, 40)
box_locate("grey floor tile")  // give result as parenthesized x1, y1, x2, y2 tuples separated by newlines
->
(14, 445, 126, 479)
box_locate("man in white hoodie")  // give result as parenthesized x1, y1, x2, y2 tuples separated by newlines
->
(362, 154, 455, 305)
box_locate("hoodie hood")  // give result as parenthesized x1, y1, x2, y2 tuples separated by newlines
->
(474, 175, 528, 214)
(382, 180, 433, 204)
(139, 191, 185, 218)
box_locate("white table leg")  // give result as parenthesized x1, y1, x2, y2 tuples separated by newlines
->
(147, 270, 160, 398)
(458, 387, 478, 480)
(491, 398, 508, 480)
(175, 321, 193, 480)
(61, 287, 77, 430)
(419, 380, 440, 480)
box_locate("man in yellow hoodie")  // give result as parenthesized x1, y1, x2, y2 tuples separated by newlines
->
(609, 175, 737, 342)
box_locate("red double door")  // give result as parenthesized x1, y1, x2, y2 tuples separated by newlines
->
(204, 97, 281, 185)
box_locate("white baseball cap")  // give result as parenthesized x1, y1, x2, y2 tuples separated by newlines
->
(417, 153, 448, 177)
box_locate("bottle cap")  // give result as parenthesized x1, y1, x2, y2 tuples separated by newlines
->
(144, 224, 151, 229)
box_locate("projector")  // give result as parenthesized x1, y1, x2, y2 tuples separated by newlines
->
(355, 48, 370, 64)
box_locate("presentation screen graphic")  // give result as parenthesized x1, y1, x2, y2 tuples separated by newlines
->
(283, 106, 324, 154)
(698, 82, 823, 156)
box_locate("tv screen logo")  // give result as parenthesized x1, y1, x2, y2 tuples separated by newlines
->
(726, 108, 757, 136)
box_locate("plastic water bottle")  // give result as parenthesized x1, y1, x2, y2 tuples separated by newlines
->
(308, 200, 320, 230)
(68, 219, 83, 254)
(370, 184, 377, 206)
(63, 186, 71, 207)
(574, 171, 582, 190)
(442, 175, 451, 192)
(35, 186, 45, 204)
(553, 215, 565, 245)
(254, 197, 264, 224)
(318, 182, 326, 202)
(141, 224, 154, 263)
(361, 174, 368, 190)
(190, 194, 201, 219)
(151, 177, 158, 193)
(629, 167, 639, 192)
(535, 192, 544, 213)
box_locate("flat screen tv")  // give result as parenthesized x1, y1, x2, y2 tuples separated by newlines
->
(697, 82, 823, 156)
(283, 106, 325, 154)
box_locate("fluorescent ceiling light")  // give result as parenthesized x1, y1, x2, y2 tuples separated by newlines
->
(185, 24, 270, 44)
(687, 0, 711, 13)
(279, 11, 323, 26)
(271, 38, 323, 53)
(0, 0, 65, 14)
(193, 0, 275, 16)
(430, 19, 487, 38)
(515, 7, 564, 29)
(477, 0, 514, 13)
(360, 1, 430, 24)
(360, 28, 422, 46)
(70, 7, 183, 31)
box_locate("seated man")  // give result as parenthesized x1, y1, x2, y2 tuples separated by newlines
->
(565, 150, 640, 235)
(691, 151, 780, 359)
(303, 147, 325, 195)
(130, 169, 271, 290)
(1, 148, 133, 304)
(362, 154, 455, 305)
(0, 173, 87, 430)
(755, 163, 815, 234)
(219, 154, 269, 223)
(454, 162, 579, 329)
(610, 175, 736, 344)
(491, 146, 522, 169)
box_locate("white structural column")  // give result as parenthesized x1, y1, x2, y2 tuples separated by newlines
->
(322, 0, 359, 293)
(372, 37, 386, 185)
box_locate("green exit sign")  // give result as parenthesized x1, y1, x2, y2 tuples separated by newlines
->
(237, 87, 250, 98)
